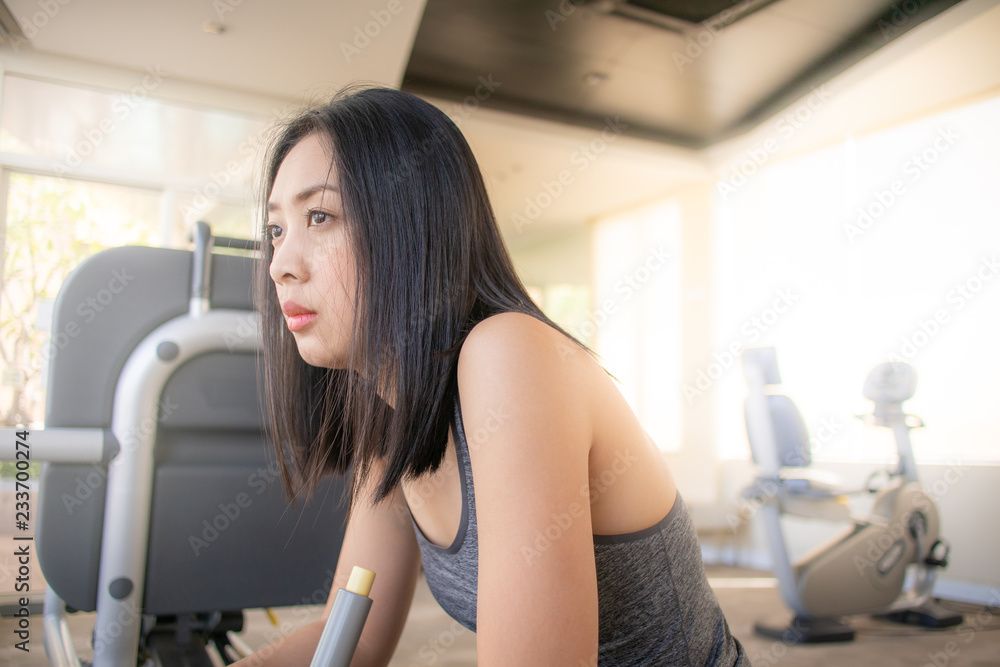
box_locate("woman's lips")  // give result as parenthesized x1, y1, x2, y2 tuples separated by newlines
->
(281, 300, 317, 332)
(286, 312, 316, 332)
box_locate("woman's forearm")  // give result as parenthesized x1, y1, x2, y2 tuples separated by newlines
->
(228, 618, 386, 667)
(229, 619, 324, 667)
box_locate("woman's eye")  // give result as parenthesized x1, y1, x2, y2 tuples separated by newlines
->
(309, 210, 334, 225)
(265, 224, 283, 239)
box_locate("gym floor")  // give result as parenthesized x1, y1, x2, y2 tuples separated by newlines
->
(2, 565, 999, 666)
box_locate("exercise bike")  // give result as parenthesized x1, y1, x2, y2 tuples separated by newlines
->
(740, 347, 963, 643)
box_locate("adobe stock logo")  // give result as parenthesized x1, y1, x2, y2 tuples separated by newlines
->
(683, 288, 798, 404)
(512, 116, 630, 233)
(843, 126, 959, 244)
(53, 66, 168, 175)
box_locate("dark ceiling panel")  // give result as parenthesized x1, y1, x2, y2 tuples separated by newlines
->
(402, 0, 968, 148)
(631, 0, 746, 23)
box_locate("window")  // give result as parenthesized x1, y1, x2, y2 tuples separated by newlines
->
(591, 200, 682, 452)
(0, 173, 160, 436)
(715, 93, 1000, 464)
(0, 74, 268, 459)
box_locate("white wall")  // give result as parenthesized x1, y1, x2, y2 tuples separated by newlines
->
(509, 223, 590, 286)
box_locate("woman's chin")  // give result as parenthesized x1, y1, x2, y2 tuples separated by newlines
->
(295, 344, 348, 370)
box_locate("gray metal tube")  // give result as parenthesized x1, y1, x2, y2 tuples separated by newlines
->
(91, 309, 261, 666)
(42, 585, 81, 667)
(311, 567, 375, 667)
(0, 427, 115, 463)
(189, 220, 213, 317)
(190, 220, 212, 303)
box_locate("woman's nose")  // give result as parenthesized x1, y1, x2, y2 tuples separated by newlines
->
(269, 231, 308, 285)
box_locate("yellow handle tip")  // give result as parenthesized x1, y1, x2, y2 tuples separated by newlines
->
(346, 566, 376, 597)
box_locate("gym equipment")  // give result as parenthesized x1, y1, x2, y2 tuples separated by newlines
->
(0, 222, 352, 665)
(740, 347, 962, 643)
(311, 566, 376, 667)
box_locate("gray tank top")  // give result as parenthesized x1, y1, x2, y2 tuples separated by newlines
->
(406, 395, 752, 666)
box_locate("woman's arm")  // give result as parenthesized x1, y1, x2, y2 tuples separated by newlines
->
(231, 461, 421, 667)
(457, 312, 600, 666)
(228, 618, 391, 667)
(228, 620, 325, 667)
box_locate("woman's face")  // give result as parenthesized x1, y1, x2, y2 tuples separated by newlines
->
(267, 133, 357, 369)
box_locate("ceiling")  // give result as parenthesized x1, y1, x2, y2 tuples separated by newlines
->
(0, 0, 997, 247)
(0, 0, 424, 100)
(402, 0, 963, 147)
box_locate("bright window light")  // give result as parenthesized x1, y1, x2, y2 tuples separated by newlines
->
(591, 200, 682, 452)
(715, 93, 1000, 464)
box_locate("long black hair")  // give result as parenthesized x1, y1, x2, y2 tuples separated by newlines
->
(254, 85, 594, 514)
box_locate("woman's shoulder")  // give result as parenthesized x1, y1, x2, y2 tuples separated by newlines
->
(458, 311, 588, 375)
(464, 310, 555, 341)
(455, 311, 599, 451)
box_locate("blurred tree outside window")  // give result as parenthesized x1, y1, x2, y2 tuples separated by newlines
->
(0, 172, 159, 477)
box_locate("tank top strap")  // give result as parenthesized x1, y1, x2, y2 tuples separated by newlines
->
(451, 391, 476, 520)
(451, 392, 468, 457)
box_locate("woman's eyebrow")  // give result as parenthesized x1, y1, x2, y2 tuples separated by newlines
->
(267, 183, 340, 211)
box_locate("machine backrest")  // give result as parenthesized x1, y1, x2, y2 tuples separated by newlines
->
(744, 394, 813, 468)
(742, 346, 812, 470)
(36, 244, 349, 614)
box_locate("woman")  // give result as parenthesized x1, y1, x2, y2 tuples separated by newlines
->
(237, 86, 750, 666)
